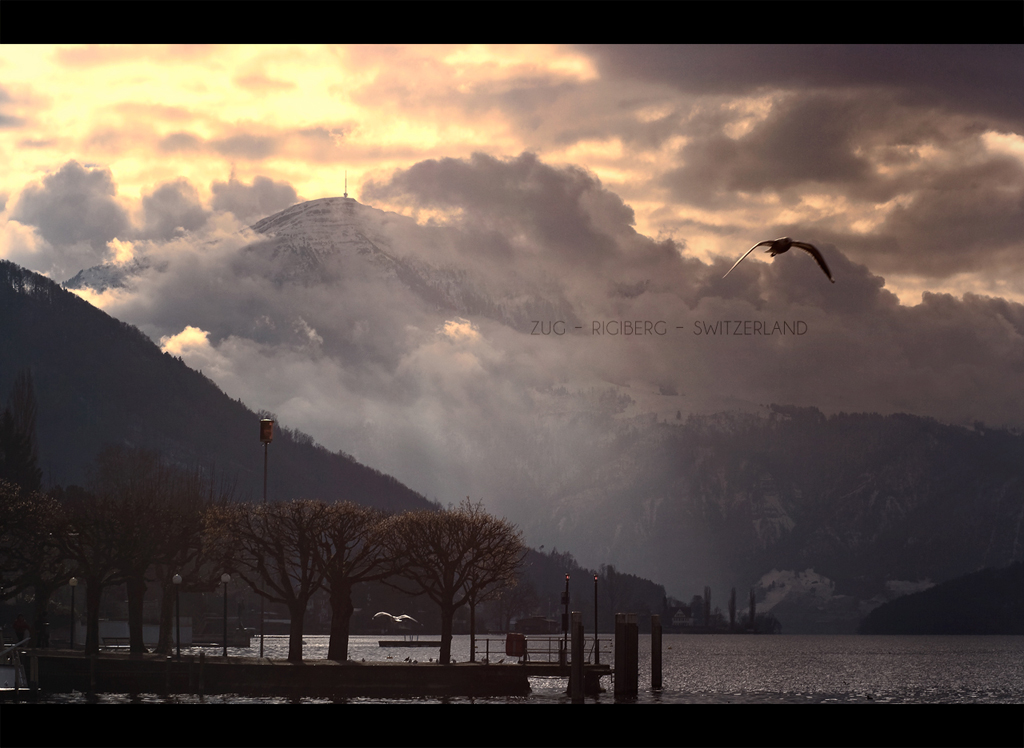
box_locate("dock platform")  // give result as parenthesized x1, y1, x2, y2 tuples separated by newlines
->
(18, 649, 615, 698)
(22, 650, 548, 698)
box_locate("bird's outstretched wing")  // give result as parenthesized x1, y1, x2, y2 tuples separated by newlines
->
(790, 242, 835, 283)
(723, 241, 771, 279)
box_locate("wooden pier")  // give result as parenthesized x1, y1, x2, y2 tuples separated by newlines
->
(18, 648, 616, 698)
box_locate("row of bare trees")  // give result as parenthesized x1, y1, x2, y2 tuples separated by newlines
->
(1, 446, 235, 655)
(1, 446, 526, 665)
(206, 496, 525, 664)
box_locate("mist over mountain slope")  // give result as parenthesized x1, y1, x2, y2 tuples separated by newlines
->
(0, 260, 433, 513)
(58, 156, 1024, 625)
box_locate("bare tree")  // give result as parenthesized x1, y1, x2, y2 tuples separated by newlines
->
(488, 576, 539, 634)
(316, 501, 392, 662)
(57, 484, 128, 654)
(88, 446, 177, 654)
(729, 587, 737, 631)
(0, 481, 72, 630)
(152, 465, 236, 654)
(207, 499, 329, 662)
(382, 500, 525, 665)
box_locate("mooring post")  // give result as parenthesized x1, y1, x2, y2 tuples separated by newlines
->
(614, 613, 638, 699)
(198, 651, 205, 696)
(651, 614, 662, 690)
(570, 611, 584, 703)
(29, 652, 38, 692)
(89, 653, 96, 694)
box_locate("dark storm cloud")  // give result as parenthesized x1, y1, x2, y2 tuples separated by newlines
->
(210, 175, 299, 221)
(582, 45, 1024, 127)
(141, 178, 210, 240)
(869, 154, 1024, 277)
(12, 160, 130, 251)
(363, 152, 631, 265)
(662, 94, 872, 206)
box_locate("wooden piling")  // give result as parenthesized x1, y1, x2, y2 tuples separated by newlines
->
(614, 613, 638, 699)
(570, 611, 584, 703)
(651, 614, 662, 690)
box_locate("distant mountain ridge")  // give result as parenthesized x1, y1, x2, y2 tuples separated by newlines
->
(858, 561, 1024, 634)
(0, 260, 433, 512)
(528, 404, 1024, 632)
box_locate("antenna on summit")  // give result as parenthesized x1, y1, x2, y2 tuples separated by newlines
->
(344, 171, 348, 199)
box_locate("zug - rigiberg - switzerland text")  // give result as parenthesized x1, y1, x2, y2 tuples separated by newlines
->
(530, 320, 808, 336)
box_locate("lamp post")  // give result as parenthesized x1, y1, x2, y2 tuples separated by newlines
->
(69, 577, 78, 650)
(561, 573, 570, 666)
(594, 573, 599, 665)
(172, 574, 182, 660)
(221, 573, 231, 658)
(259, 418, 273, 660)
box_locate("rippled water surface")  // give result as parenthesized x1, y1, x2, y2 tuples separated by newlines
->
(27, 633, 1024, 704)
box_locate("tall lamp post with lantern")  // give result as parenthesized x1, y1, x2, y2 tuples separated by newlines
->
(259, 418, 273, 659)
(172, 574, 182, 660)
(69, 577, 78, 650)
(221, 573, 231, 658)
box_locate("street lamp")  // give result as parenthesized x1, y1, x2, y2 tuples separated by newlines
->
(259, 418, 273, 660)
(69, 577, 78, 650)
(594, 574, 599, 665)
(221, 573, 231, 658)
(561, 573, 570, 666)
(172, 574, 182, 660)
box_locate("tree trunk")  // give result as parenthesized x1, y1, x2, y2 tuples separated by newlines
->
(438, 602, 455, 664)
(85, 580, 102, 655)
(469, 596, 476, 662)
(126, 576, 148, 654)
(287, 604, 306, 662)
(155, 582, 175, 654)
(327, 584, 355, 662)
(30, 584, 54, 648)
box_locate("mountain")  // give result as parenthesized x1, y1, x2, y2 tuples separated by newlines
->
(238, 196, 582, 332)
(540, 405, 1024, 632)
(57, 197, 1024, 633)
(0, 260, 433, 512)
(858, 561, 1024, 634)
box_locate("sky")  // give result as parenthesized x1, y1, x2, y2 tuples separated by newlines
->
(3, 44, 1024, 575)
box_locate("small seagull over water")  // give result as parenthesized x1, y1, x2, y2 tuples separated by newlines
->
(724, 237, 835, 283)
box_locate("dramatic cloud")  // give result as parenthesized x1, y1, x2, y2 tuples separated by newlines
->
(582, 45, 1024, 128)
(12, 161, 130, 250)
(8, 160, 131, 278)
(63, 152, 1024, 562)
(211, 175, 300, 221)
(141, 178, 210, 240)
(2, 44, 1023, 583)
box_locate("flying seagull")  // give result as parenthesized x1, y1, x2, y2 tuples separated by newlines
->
(724, 237, 835, 283)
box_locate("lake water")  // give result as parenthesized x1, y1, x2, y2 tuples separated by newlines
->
(31, 633, 1024, 704)
(11, 635, 1021, 748)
